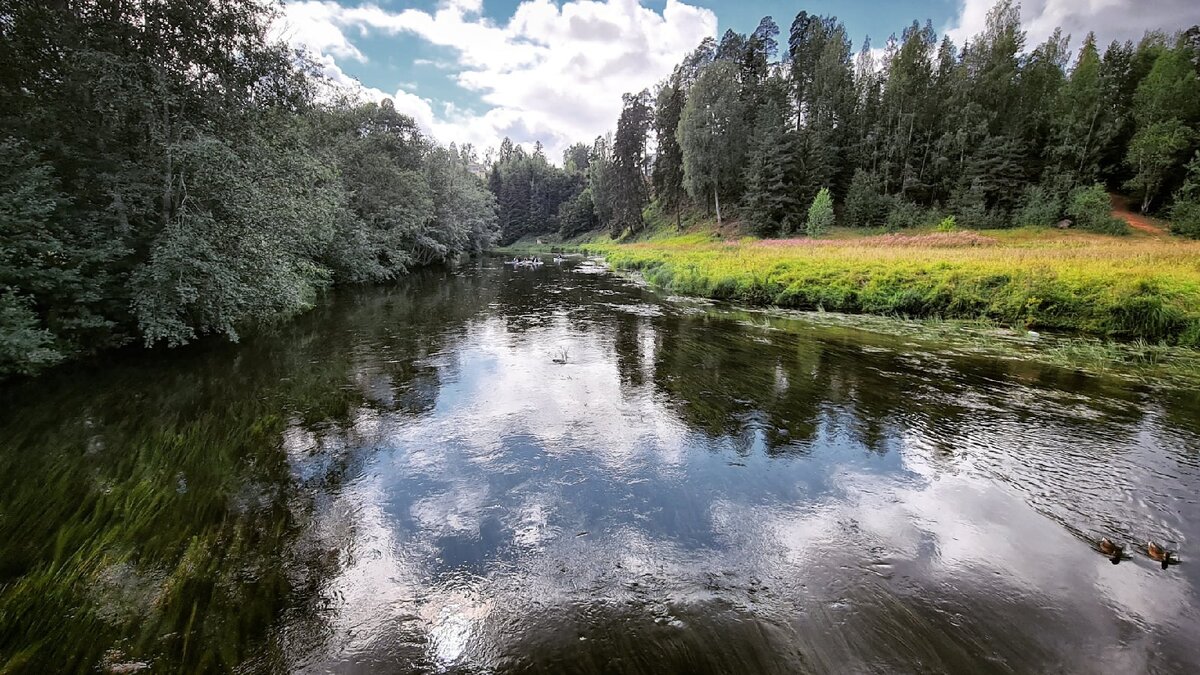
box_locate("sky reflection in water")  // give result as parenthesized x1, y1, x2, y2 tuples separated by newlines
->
(286, 260, 1200, 674)
(1, 258, 1198, 673)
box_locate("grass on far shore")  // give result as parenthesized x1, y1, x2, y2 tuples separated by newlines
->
(585, 224, 1200, 346)
(495, 200, 1200, 346)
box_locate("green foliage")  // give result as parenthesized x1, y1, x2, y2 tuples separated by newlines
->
(805, 188, 834, 236)
(1125, 119, 1194, 211)
(935, 216, 958, 232)
(1013, 185, 1063, 227)
(1169, 153, 1200, 238)
(844, 170, 888, 227)
(950, 182, 1008, 229)
(652, 75, 688, 215)
(610, 90, 654, 236)
(0, 1, 497, 375)
(0, 293, 61, 375)
(1067, 184, 1128, 234)
(488, 138, 579, 244)
(885, 198, 941, 230)
(1051, 33, 1105, 184)
(678, 61, 749, 215)
(558, 189, 598, 238)
(1124, 40, 1200, 212)
(741, 98, 803, 235)
(1171, 202, 1200, 238)
(588, 135, 617, 233)
(132, 133, 339, 346)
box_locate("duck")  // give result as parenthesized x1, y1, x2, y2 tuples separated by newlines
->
(1098, 537, 1124, 564)
(1147, 541, 1177, 569)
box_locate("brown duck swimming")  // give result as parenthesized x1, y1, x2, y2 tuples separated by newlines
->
(1147, 541, 1177, 569)
(1098, 537, 1124, 564)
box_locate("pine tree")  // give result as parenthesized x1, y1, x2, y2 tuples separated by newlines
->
(1051, 33, 1105, 187)
(1017, 29, 1069, 183)
(844, 169, 887, 227)
(742, 99, 803, 235)
(611, 90, 654, 236)
(653, 74, 687, 222)
(805, 187, 834, 236)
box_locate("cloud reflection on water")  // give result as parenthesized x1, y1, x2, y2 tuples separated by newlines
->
(281, 261, 1200, 674)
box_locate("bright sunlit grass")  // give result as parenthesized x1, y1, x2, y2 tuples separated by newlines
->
(580, 227, 1200, 346)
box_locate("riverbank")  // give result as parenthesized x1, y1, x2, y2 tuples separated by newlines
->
(557, 228, 1200, 346)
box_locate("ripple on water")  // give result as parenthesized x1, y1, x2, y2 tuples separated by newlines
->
(1, 259, 1199, 673)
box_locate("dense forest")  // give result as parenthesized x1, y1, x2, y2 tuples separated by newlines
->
(487, 0, 1200, 244)
(5, 0, 1200, 376)
(0, 0, 499, 376)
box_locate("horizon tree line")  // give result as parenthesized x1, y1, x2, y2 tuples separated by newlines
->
(486, 0, 1200, 241)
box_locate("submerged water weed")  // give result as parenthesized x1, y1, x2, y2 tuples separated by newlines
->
(718, 305, 1200, 387)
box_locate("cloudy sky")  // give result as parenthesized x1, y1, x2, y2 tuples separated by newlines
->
(276, 0, 1200, 161)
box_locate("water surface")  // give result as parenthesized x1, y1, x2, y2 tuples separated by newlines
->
(1, 257, 1198, 673)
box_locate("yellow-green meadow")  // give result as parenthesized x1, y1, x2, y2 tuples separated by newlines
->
(579, 228, 1200, 346)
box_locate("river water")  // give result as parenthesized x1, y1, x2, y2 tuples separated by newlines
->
(1, 257, 1198, 673)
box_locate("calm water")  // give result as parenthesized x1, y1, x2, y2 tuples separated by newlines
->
(2, 257, 1199, 674)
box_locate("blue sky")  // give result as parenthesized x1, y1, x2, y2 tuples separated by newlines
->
(334, 0, 960, 114)
(278, 0, 1200, 161)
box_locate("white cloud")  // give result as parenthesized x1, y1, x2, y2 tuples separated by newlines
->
(278, 0, 717, 160)
(272, 0, 367, 62)
(945, 0, 1200, 53)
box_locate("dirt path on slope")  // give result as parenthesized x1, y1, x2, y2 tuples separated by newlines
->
(1111, 194, 1169, 236)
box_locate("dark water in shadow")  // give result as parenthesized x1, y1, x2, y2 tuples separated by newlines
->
(1, 257, 1198, 674)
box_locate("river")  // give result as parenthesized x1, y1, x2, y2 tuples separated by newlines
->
(1, 256, 1198, 673)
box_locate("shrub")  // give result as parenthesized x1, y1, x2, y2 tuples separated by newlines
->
(950, 182, 1008, 229)
(935, 215, 957, 232)
(0, 292, 62, 376)
(883, 199, 945, 230)
(1013, 185, 1062, 227)
(884, 198, 923, 230)
(1066, 183, 1127, 234)
(844, 169, 887, 227)
(558, 188, 597, 237)
(1169, 153, 1200, 239)
(806, 187, 834, 237)
(1170, 201, 1200, 238)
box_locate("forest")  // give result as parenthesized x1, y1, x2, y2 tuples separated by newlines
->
(487, 1, 1200, 244)
(5, 0, 1200, 376)
(0, 0, 499, 376)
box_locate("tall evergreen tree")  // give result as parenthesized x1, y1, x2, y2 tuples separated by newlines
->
(1052, 33, 1106, 187)
(653, 73, 688, 222)
(742, 98, 803, 235)
(610, 90, 654, 236)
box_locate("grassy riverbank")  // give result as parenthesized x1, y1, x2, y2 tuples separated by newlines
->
(566, 226, 1200, 346)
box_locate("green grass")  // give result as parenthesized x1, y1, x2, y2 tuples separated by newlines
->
(572, 224, 1200, 346)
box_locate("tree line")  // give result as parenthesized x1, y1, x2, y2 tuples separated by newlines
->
(487, 0, 1200, 242)
(0, 0, 499, 376)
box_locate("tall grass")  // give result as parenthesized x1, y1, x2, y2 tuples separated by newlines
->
(580, 229, 1200, 346)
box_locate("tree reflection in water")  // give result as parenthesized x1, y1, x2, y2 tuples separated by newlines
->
(2, 259, 1198, 673)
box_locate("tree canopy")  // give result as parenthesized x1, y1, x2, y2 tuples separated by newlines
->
(485, 2, 1200, 245)
(0, 0, 497, 375)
